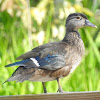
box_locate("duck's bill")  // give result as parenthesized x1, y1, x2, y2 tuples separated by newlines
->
(85, 20, 97, 28)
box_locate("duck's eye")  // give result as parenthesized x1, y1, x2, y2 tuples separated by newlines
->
(76, 17, 80, 19)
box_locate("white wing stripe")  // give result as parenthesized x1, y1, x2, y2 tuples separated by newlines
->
(30, 58, 40, 66)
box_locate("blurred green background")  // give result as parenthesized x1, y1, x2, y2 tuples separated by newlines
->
(0, 0, 100, 95)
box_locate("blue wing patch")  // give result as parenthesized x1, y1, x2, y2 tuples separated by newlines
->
(5, 54, 65, 70)
(34, 54, 66, 70)
(35, 55, 57, 66)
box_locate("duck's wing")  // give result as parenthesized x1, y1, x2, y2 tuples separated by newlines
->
(6, 42, 69, 70)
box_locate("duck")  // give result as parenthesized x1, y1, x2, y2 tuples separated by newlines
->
(5, 13, 97, 93)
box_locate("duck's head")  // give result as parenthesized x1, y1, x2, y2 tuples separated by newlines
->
(65, 13, 97, 31)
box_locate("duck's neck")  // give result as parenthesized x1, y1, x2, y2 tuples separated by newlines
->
(62, 28, 81, 44)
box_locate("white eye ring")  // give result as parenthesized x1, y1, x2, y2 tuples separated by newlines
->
(76, 16, 81, 19)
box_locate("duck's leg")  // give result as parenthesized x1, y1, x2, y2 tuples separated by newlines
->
(42, 82, 47, 93)
(57, 78, 64, 93)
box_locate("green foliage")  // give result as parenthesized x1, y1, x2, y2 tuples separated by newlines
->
(0, 0, 100, 95)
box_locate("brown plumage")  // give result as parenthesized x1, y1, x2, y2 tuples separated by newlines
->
(5, 13, 97, 93)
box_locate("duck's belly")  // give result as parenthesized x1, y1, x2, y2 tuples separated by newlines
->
(29, 69, 56, 82)
(29, 75, 56, 82)
(29, 65, 73, 82)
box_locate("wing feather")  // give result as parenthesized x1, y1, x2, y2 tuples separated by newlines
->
(15, 41, 69, 70)
(16, 41, 67, 60)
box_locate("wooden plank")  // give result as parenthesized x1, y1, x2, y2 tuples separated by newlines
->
(0, 91, 100, 100)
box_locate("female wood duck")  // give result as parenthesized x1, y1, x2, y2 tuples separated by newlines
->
(5, 13, 97, 93)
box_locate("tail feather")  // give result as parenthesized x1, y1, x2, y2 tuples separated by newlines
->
(4, 66, 35, 83)
(7, 74, 33, 83)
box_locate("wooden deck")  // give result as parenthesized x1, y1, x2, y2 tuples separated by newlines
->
(0, 91, 100, 100)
